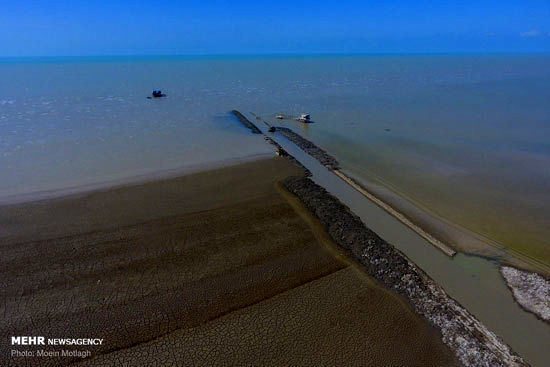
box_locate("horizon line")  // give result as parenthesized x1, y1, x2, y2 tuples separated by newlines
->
(1, 51, 550, 59)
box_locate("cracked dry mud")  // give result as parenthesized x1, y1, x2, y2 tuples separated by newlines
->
(1, 157, 458, 366)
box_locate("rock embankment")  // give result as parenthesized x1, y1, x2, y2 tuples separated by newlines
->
(501, 266, 550, 322)
(264, 136, 312, 177)
(231, 110, 262, 134)
(283, 176, 527, 367)
(275, 127, 339, 170)
(229, 111, 311, 176)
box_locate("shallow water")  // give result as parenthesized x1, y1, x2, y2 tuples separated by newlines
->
(270, 129, 550, 367)
(1, 55, 549, 364)
(1, 54, 549, 258)
(253, 55, 550, 264)
(0, 56, 275, 199)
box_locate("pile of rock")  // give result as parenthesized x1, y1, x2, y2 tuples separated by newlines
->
(283, 176, 526, 367)
(501, 266, 550, 322)
(275, 127, 339, 170)
(231, 110, 262, 134)
(264, 137, 311, 177)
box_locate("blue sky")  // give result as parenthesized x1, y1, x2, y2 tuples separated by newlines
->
(1, 0, 549, 56)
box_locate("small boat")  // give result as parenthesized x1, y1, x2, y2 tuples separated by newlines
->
(152, 90, 164, 98)
(275, 114, 285, 120)
(298, 113, 310, 122)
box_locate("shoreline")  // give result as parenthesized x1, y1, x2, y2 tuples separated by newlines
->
(258, 115, 550, 277)
(235, 110, 550, 363)
(1, 109, 546, 365)
(1, 156, 461, 366)
(242, 110, 549, 365)
(283, 175, 526, 366)
(0, 152, 272, 206)
(255, 113, 459, 257)
(258, 113, 549, 366)
(340, 166, 550, 277)
(332, 169, 457, 257)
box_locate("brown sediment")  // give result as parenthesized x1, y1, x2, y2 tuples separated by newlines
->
(333, 169, 456, 257)
(268, 124, 550, 276)
(283, 175, 526, 367)
(0, 157, 459, 366)
(342, 167, 550, 277)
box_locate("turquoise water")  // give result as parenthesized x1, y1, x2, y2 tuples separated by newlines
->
(1, 55, 549, 259)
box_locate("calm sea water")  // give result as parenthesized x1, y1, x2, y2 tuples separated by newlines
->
(1, 54, 549, 261)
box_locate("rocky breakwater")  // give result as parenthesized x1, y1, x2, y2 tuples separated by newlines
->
(229, 110, 311, 176)
(274, 127, 339, 170)
(231, 110, 262, 134)
(283, 176, 527, 367)
(263, 136, 312, 177)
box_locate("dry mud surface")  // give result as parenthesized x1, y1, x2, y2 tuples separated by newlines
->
(1, 157, 458, 366)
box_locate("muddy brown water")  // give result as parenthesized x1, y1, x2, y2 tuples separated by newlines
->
(269, 128, 550, 367)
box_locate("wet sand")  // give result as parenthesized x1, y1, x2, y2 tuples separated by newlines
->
(0, 157, 458, 366)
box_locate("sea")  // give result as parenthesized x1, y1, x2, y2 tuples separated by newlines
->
(1, 54, 549, 262)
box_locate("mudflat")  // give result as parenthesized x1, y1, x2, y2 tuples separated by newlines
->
(1, 157, 458, 366)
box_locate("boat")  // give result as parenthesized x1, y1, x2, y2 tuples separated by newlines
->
(152, 90, 164, 98)
(298, 113, 310, 122)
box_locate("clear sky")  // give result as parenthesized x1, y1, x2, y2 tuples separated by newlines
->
(2, 0, 549, 56)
